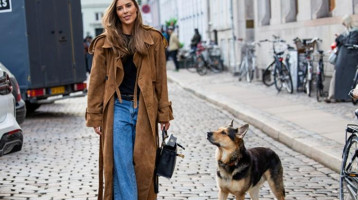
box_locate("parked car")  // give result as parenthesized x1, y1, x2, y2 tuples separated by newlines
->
(0, 68, 23, 156)
(0, 62, 26, 124)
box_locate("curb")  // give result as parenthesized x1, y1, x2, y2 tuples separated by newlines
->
(168, 75, 342, 173)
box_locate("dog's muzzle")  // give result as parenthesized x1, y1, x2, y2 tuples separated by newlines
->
(207, 132, 220, 147)
(207, 132, 213, 140)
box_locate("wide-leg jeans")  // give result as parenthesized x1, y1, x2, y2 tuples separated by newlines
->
(113, 98, 138, 200)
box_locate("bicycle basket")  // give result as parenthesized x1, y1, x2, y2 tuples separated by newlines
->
(274, 42, 287, 54)
(347, 124, 358, 134)
(294, 38, 316, 53)
(304, 40, 316, 50)
(293, 38, 305, 53)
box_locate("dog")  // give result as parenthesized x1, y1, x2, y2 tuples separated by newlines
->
(207, 120, 285, 200)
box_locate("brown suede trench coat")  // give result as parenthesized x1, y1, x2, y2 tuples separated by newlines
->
(85, 26, 174, 200)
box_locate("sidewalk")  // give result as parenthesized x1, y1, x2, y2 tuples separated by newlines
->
(166, 62, 358, 172)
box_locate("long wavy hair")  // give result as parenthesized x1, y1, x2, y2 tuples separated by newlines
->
(102, 0, 147, 57)
(342, 15, 353, 30)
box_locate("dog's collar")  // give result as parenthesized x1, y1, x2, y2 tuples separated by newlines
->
(218, 160, 237, 167)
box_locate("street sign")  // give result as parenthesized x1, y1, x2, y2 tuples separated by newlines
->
(0, 0, 11, 13)
(142, 4, 150, 14)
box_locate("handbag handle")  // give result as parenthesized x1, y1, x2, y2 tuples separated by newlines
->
(161, 129, 185, 150)
(161, 130, 168, 146)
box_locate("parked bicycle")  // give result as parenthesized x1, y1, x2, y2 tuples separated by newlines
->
(340, 90, 358, 199)
(340, 122, 358, 200)
(237, 39, 259, 82)
(262, 35, 293, 93)
(196, 41, 224, 76)
(315, 48, 327, 102)
(178, 48, 197, 73)
(294, 37, 322, 97)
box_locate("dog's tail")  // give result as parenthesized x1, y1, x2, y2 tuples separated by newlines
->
(267, 154, 285, 199)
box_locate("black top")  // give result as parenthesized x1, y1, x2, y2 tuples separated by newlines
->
(119, 34, 139, 95)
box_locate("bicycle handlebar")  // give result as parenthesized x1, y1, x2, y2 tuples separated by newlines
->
(306, 37, 322, 44)
(259, 39, 286, 43)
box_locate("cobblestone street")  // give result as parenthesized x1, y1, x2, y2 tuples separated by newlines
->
(0, 82, 340, 199)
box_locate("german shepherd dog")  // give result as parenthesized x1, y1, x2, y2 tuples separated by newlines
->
(207, 121, 285, 200)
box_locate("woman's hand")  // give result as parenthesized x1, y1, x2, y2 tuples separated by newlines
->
(160, 122, 170, 131)
(94, 127, 102, 135)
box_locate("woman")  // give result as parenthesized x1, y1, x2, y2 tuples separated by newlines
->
(85, 0, 173, 199)
(190, 28, 201, 53)
(167, 26, 180, 71)
(326, 15, 358, 102)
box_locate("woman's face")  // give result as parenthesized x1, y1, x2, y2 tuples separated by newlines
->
(116, 0, 137, 27)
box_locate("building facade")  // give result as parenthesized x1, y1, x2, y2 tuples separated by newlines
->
(157, 0, 357, 77)
(253, 0, 358, 77)
(81, 0, 112, 38)
(177, 0, 209, 49)
(142, 0, 161, 29)
(208, 0, 240, 71)
(81, 0, 358, 81)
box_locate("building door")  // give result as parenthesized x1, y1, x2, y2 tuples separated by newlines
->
(95, 28, 104, 36)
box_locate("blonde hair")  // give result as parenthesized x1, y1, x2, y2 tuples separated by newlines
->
(102, 0, 147, 56)
(342, 15, 353, 30)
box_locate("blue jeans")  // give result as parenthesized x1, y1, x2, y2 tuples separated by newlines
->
(113, 99, 138, 200)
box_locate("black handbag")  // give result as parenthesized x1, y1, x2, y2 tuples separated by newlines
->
(154, 130, 184, 193)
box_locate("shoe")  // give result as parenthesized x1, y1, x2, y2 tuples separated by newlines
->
(324, 98, 336, 103)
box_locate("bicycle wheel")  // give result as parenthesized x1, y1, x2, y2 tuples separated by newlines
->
(274, 65, 283, 92)
(262, 61, 275, 86)
(316, 88, 325, 102)
(247, 68, 254, 83)
(281, 64, 293, 94)
(305, 80, 312, 97)
(238, 61, 247, 82)
(316, 79, 326, 102)
(210, 57, 223, 73)
(196, 55, 207, 76)
(246, 59, 254, 82)
(340, 134, 358, 200)
(185, 56, 197, 73)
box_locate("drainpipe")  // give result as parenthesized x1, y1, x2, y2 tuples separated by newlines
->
(157, 0, 161, 28)
(230, 0, 238, 74)
(207, 0, 211, 41)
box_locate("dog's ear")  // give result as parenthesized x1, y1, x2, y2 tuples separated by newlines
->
(237, 124, 249, 138)
(229, 119, 234, 127)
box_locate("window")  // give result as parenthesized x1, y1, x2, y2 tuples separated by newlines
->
(257, 0, 271, 26)
(95, 12, 103, 21)
(95, 28, 104, 36)
(282, 0, 297, 23)
(311, 0, 332, 19)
